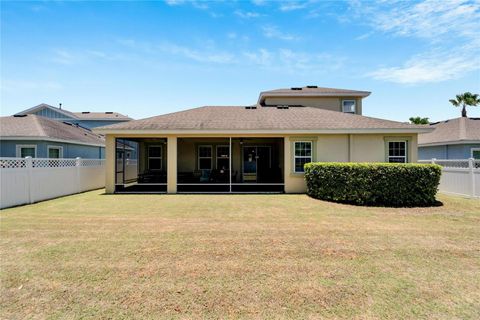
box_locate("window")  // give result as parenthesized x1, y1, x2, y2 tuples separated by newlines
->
(294, 141, 312, 173)
(472, 148, 480, 160)
(342, 100, 356, 113)
(48, 146, 63, 158)
(198, 145, 212, 170)
(148, 145, 162, 170)
(16, 145, 37, 158)
(388, 141, 407, 163)
(216, 145, 230, 170)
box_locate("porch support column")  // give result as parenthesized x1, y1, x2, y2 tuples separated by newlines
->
(229, 137, 232, 193)
(167, 136, 177, 194)
(105, 134, 116, 194)
(284, 137, 292, 193)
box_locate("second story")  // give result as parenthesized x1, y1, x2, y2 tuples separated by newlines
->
(257, 86, 371, 115)
(15, 103, 132, 129)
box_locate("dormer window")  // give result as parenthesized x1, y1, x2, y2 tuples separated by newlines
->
(342, 100, 356, 114)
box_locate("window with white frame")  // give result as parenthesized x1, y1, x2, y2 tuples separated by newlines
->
(198, 145, 212, 170)
(472, 148, 480, 160)
(16, 145, 37, 158)
(294, 141, 312, 173)
(388, 141, 407, 163)
(148, 145, 162, 170)
(216, 145, 229, 170)
(48, 146, 63, 158)
(342, 100, 356, 114)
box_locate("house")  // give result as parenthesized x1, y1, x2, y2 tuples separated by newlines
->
(15, 103, 132, 129)
(418, 117, 480, 160)
(94, 86, 432, 194)
(0, 115, 105, 158)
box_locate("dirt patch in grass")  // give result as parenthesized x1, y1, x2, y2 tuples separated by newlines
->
(1, 191, 479, 319)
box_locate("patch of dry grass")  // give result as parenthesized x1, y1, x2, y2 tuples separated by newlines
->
(1, 191, 479, 319)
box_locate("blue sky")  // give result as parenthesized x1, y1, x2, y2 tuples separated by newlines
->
(1, 0, 479, 122)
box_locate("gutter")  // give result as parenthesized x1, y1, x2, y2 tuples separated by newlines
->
(0, 136, 105, 147)
(93, 128, 434, 135)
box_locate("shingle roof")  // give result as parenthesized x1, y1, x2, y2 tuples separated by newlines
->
(95, 106, 429, 133)
(0, 115, 105, 146)
(73, 112, 132, 120)
(258, 86, 371, 104)
(418, 117, 480, 145)
(15, 104, 131, 121)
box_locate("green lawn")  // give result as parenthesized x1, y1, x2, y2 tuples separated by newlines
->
(1, 191, 479, 319)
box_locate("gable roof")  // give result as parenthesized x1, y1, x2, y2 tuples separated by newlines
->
(418, 117, 480, 146)
(0, 115, 105, 146)
(94, 106, 431, 134)
(15, 104, 131, 121)
(258, 86, 371, 104)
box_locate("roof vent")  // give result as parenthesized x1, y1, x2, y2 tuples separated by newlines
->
(13, 114, 27, 117)
(291, 87, 302, 90)
(276, 105, 289, 109)
(306, 85, 318, 88)
(82, 111, 90, 114)
(105, 112, 113, 114)
(245, 106, 257, 110)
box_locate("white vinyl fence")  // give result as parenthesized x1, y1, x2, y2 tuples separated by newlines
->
(0, 157, 105, 209)
(419, 158, 480, 198)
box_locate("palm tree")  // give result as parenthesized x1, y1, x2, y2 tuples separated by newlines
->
(409, 116, 429, 124)
(449, 92, 480, 117)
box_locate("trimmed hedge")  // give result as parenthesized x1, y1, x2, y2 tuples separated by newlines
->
(304, 162, 442, 207)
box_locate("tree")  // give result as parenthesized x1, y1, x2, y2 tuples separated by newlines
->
(409, 116, 429, 125)
(449, 92, 480, 117)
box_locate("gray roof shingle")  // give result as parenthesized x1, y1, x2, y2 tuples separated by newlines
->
(95, 106, 428, 132)
(418, 117, 480, 145)
(0, 115, 105, 146)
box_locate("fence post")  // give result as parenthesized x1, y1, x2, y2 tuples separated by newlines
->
(76, 157, 81, 193)
(25, 156, 34, 204)
(469, 158, 475, 198)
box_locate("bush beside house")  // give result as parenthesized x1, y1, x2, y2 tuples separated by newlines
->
(304, 163, 442, 207)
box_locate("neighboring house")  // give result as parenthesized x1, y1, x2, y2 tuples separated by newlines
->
(418, 117, 480, 160)
(94, 86, 432, 194)
(0, 115, 105, 158)
(15, 103, 132, 129)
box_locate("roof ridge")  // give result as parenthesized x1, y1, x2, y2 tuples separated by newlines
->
(458, 117, 467, 140)
(31, 115, 47, 137)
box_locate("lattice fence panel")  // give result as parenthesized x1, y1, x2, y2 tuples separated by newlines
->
(32, 159, 77, 168)
(0, 158, 27, 168)
(80, 159, 105, 167)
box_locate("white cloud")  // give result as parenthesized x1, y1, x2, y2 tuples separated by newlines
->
(262, 25, 299, 41)
(234, 10, 262, 18)
(369, 46, 480, 84)
(243, 48, 345, 74)
(157, 42, 235, 64)
(351, 0, 480, 84)
(279, 1, 308, 12)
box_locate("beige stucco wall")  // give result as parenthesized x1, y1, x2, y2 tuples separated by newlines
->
(264, 97, 363, 115)
(104, 133, 418, 194)
(283, 133, 418, 193)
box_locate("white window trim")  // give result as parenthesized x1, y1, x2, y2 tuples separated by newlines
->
(16, 144, 37, 158)
(216, 145, 229, 169)
(293, 141, 313, 173)
(147, 145, 163, 170)
(198, 145, 213, 170)
(387, 141, 407, 163)
(342, 99, 356, 114)
(471, 148, 480, 159)
(47, 145, 63, 158)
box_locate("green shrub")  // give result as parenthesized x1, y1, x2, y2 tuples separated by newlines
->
(304, 162, 442, 207)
